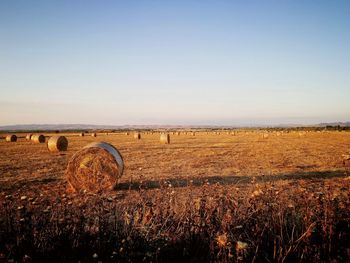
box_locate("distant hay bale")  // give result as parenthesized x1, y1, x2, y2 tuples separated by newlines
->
(262, 133, 269, 139)
(47, 136, 68, 152)
(125, 132, 129, 136)
(79, 132, 85, 137)
(177, 132, 180, 136)
(91, 133, 97, 137)
(6, 134, 17, 142)
(65, 142, 124, 193)
(31, 134, 45, 143)
(134, 132, 141, 139)
(192, 132, 196, 136)
(26, 134, 33, 140)
(160, 133, 170, 144)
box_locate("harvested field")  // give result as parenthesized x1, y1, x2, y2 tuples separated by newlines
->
(0, 131, 349, 262)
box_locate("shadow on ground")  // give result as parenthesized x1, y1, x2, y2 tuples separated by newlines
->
(115, 169, 348, 191)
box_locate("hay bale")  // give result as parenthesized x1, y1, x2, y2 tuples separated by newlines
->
(262, 133, 269, 139)
(79, 132, 85, 137)
(26, 134, 32, 140)
(160, 133, 170, 144)
(65, 142, 124, 193)
(91, 133, 97, 137)
(47, 136, 68, 152)
(192, 132, 196, 136)
(134, 132, 141, 139)
(6, 134, 17, 142)
(31, 134, 45, 143)
(125, 132, 129, 136)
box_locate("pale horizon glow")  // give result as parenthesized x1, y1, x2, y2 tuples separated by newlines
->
(1, 1, 349, 126)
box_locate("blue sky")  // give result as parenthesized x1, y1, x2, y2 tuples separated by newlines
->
(0, 0, 349, 126)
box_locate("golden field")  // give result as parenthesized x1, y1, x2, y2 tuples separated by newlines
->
(0, 130, 349, 262)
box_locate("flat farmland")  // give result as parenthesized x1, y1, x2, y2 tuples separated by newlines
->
(0, 131, 349, 262)
(1, 131, 349, 192)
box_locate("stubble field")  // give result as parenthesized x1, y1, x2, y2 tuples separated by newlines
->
(0, 130, 349, 262)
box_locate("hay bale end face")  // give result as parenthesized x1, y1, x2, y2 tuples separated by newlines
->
(160, 133, 170, 144)
(91, 133, 97, 137)
(6, 134, 17, 142)
(31, 134, 45, 143)
(47, 136, 68, 152)
(79, 132, 85, 137)
(134, 132, 141, 139)
(26, 134, 32, 140)
(65, 142, 124, 193)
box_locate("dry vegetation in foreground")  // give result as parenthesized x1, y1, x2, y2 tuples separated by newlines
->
(0, 130, 349, 262)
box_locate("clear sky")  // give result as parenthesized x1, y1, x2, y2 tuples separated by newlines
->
(1, 0, 349, 126)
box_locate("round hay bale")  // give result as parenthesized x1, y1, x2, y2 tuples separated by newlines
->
(65, 142, 124, 193)
(160, 133, 170, 144)
(91, 133, 97, 137)
(262, 133, 269, 139)
(134, 132, 141, 139)
(47, 136, 68, 152)
(26, 134, 32, 140)
(125, 132, 129, 136)
(6, 134, 17, 142)
(79, 132, 85, 137)
(192, 132, 196, 136)
(31, 134, 45, 143)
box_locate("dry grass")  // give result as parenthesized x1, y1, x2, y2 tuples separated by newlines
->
(0, 130, 349, 262)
